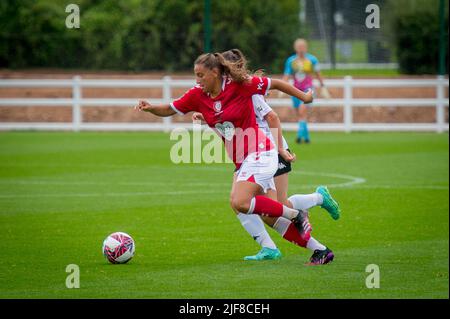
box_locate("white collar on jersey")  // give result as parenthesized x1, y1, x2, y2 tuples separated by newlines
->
(221, 75, 227, 91)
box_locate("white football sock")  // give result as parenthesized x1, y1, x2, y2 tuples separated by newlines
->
(272, 217, 291, 236)
(237, 213, 277, 249)
(288, 193, 323, 211)
(306, 237, 327, 252)
(282, 205, 299, 220)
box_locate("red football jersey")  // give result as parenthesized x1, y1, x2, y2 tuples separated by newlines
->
(170, 76, 275, 169)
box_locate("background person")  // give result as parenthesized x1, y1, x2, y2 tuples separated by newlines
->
(281, 38, 330, 144)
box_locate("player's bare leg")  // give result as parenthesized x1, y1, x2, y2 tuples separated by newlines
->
(275, 173, 291, 207)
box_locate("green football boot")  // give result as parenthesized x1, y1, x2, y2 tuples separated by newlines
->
(244, 247, 282, 261)
(316, 186, 341, 220)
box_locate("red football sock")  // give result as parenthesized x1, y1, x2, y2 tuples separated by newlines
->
(249, 195, 283, 217)
(282, 222, 311, 247)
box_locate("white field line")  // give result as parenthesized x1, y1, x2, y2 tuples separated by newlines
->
(0, 189, 220, 199)
(0, 167, 447, 200)
(289, 171, 367, 188)
(0, 170, 365, 187)
(0, 184, 447, 199)
(0, 180, 225, 187)
(348, 184, 449, 190)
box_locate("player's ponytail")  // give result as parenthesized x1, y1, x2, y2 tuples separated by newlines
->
(222, 49, 247, 69)
(222, 49, 265, 78)
(194, 51, 250, 84)
(215, 52, 249, 84)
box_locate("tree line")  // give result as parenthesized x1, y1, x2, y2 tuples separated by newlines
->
(0, 0, 447, 74)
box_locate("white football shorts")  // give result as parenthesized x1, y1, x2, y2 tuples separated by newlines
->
(235, 149, 278, 193)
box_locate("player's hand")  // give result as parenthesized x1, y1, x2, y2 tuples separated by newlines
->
(304, 89, 314, 104)
(279, 149, 296, 163)
(192, 112, 205, 122)
(134, 100, 152, 112)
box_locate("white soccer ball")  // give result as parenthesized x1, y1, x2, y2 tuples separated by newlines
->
(102, 232, 135, 264)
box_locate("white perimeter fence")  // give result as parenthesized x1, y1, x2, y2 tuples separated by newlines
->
(0, 75, 448, 133)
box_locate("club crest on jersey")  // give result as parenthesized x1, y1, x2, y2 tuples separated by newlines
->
(213, 101, 222, 113)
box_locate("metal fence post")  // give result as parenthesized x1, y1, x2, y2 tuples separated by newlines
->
(72, 75, 82, 132)
(436, 75, 445, 133)
(344, 76, 353, 133)
(162, 76, 172, 132)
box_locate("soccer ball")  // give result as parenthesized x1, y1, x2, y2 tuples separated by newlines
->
(102, 232, 135, 264)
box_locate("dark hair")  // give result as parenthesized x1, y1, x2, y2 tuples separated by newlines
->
(194, 51, 249, 84)
(221, 49, 246, 68)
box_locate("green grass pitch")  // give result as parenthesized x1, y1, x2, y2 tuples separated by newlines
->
(0, 131, 448, 298)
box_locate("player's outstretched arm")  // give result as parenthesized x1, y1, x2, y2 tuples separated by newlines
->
(281, 75, 290, 83)
(270, 79, 313, 104)
(265, 111, 296, 163)
(277, 75, 290, 98)
(134, 100, 176, 117)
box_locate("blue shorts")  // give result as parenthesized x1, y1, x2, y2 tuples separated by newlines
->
(292, 88, 314, 109)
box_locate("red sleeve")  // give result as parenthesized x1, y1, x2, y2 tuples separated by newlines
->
(170, 87, 199, 115)
(241, 76, 271, 97)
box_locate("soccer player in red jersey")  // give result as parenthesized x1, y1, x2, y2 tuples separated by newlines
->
(192, 49, 339, 265)
(135, 52, 315, 250)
